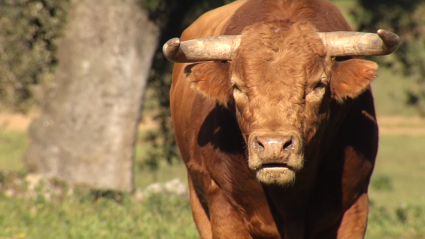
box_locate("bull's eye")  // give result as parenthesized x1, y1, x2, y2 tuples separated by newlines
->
(232, 83, 248, 106)
(335, 56, 351, 62)
(309, 79, 327, 97)
(313, 81, 326, 90)
(233, 84, 242, 92)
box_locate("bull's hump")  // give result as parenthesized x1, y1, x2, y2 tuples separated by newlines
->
(223, 0, 351, 35)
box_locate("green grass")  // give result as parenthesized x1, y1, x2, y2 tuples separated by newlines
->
(366, 135, 425, 239)
(0, 129, 196, 239)
(368, 203, 424, 239)
(0, 131, 27, 172)
(370, 135, 425, 207)
(0, 192, 197, 239)
(372, 69, 419, 116)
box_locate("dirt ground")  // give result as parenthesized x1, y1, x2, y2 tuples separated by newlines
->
(0, 113, 158, 132)
(0, 113, 35, 131)
(0, 113, 424, 135)
(378, 116, 425, 135)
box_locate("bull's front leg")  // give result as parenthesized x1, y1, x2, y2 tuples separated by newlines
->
(188, 175, 213, 239)
(207, 179, 254, 239)
(336, 193, 369, 239)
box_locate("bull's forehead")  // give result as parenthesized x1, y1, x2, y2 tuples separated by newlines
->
(231, 21, 329, 132)
(232, 20, 327, 94)
(232, 50, 326, 103)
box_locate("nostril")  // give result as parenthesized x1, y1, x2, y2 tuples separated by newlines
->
(252, 135, 297, 154)
(258, 142, 265, 150)
(253, 137, 265, 152)
(282, 136, 294, 151)
(283, 141, 292, 150)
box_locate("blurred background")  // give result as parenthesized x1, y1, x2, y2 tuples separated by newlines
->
(0, 0, 424, 238)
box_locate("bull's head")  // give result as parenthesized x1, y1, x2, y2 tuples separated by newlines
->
(164, 21, 399, 186)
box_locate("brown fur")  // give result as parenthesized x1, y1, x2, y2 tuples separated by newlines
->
(185, 62, 233, 107)
(170, 0, 379, 238)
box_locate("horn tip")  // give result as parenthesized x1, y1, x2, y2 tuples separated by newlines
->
(377, 29, 400, 51)
(163, 38, 181, 61)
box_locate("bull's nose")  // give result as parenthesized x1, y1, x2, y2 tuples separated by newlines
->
(251, 135, 296, 159)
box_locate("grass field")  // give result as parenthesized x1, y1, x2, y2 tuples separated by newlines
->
(0, 187, 197, 239)
(367, 134, 425, 239)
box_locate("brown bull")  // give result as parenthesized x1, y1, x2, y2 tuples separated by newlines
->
(164, 0, 399, 238)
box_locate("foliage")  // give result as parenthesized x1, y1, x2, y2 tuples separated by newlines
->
(0, 0, 236, 171)
(0, 0, 70, 112)
(351, 0, 425, 115)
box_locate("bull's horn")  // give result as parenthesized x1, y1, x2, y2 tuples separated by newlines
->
(163, 35, 241, 63)
(318, 29, 400, 57)
(163, 30, 399, 63)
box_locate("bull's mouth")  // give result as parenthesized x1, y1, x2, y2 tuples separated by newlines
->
(259, 163, 291, 169)
(255, 163, 297, 186)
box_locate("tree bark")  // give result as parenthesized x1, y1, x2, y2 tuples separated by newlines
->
(24, 0, 159, 191)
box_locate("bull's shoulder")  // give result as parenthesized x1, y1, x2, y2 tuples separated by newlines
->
(181, 0, 249, 40)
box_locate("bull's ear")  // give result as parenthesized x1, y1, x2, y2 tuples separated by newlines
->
(184, 61, 233, 107)
(330, 59, 378, 102)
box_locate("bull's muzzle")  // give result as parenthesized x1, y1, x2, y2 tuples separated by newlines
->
(251, 135, 297, 161)
(248, 133, 304, 185)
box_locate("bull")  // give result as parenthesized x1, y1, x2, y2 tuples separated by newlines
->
(163, 0, 399, 238)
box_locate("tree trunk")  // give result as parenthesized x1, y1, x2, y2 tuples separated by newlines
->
(24, 0, 159, 191)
